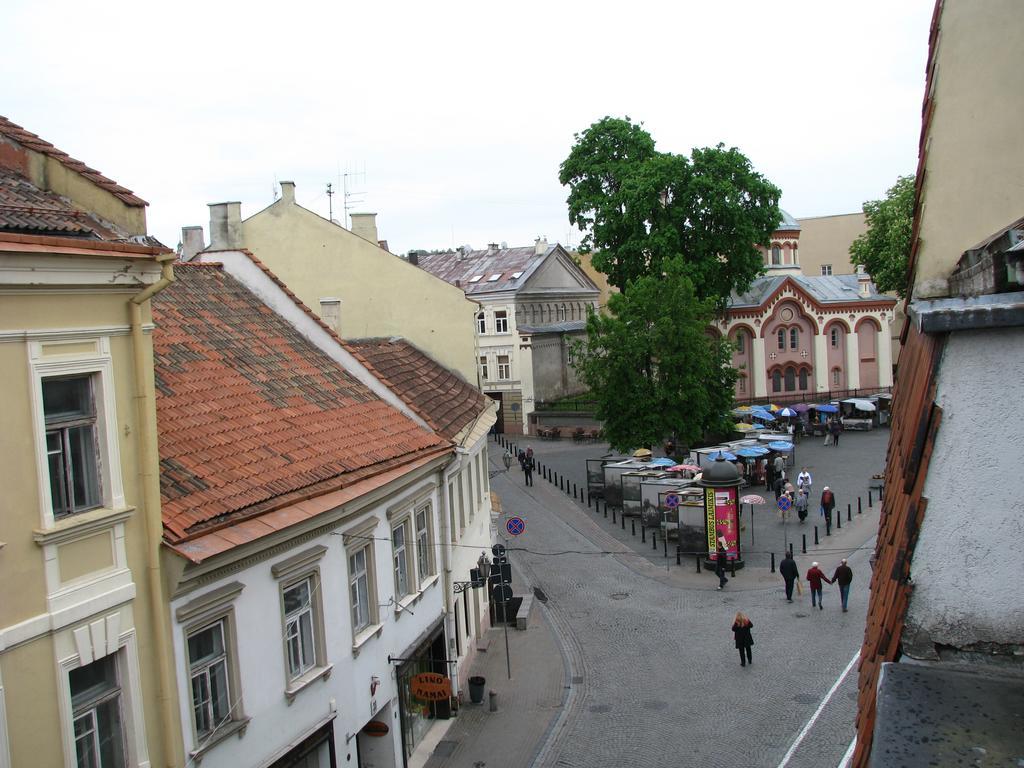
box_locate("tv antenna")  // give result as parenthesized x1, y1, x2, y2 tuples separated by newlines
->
(326, 183, 334, 221)
(338, 164, 366, 228)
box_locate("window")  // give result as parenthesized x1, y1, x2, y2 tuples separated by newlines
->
(188, 621, 231, 739)
(772, 370, 782, 392)
(487, 274, 501, 282)
(44, 376, 101, 519)
(821, 265, 833, 276)
(496, 355, 511, 380)
(478, 355, 488, 380)
(784, 366, 796, 391)
(70, 655, 125, 768)
(494, 310, 509, 334)
(790, 328, 799, 350)
(735, 331, 745, 354)
(349, 546, 372, 633)
(777, 329, 785, 351)
(556, 304, 566, 322)
(830, 327, 840, 348)
(738, 376, 746, 394)
(476, 312, 486, 334)
(393, 522, 411, 599)
(799, 368, 809, 390)
(283, 578, 317, 680)
(510, 271, 523, 280)
(415, 505, 433, 581)
(833, 368, 841, 386)
(792, 246, 799, 264)
(469, 275, 483, 283)
(771, 245, 782, 265)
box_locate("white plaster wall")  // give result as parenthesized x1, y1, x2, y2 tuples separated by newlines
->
(169, 480, 447, 768)
(905, 327, 1024, 656)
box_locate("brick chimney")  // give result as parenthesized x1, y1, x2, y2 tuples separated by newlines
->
(179, 226, 206, 262)
(350, 213, 378, 244)
(279, 180, 296, 204)
(208, 202, 243, 250)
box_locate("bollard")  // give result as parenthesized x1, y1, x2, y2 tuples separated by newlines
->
(848, 506, 852, 522)
(621, 514, 625, 530)
(837, 510, 842, 530)
(641, 525, 646, 543)
(730, 559, 736, 577)
(771, 552, 776, 573)
(814, 526, 819, 545)
(664, 535, 668, 558)
(603, 501, 608, 519)
(587, 493, 592, 508)
(573, 483, 578, 498)
(802, 533, 807, 554)
(696, 554, 702, 573)
(869, 490, 873, 507)
(652, 531, 657, 550)
(676, 546, 681, 565)
(489, 690, 498, 713)
(631, 520, 636, 536)
(612, 508, 617, 524)
(858, 496, 862, 515)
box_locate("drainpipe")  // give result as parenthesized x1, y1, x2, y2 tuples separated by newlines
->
(129, 253, 182, 768)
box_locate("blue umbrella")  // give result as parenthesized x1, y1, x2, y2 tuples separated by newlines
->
(736, 447, 765, 458)
(746, 445, 770, 455)
(778, 407, 797, 417)
(709, 450, 737, 461)
(768, 441, 794, 451)
(753, 410, 776, 422)
(650, 457, 676, 467)
(815, 404, 839, 413)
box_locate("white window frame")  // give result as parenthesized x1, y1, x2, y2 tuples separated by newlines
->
(392, 520, 411, 600)
(348, 544, 375, 635)
(494, 310, 509, 334)
(28, 339, 125, 529)
(831, 327, 840, 348)
(271, 547, 331, 697)
(283, 577, 318, 681)
(415, 503, 434, 582)
(476, 312, 486, 334)
(478, 355, 488, 381)
(70, 654, 126, 768)
(821, 264, 833, 276)
(43, 375, 102, 520)
(187, 619, 233, 741)
(496, 355, 511, 380)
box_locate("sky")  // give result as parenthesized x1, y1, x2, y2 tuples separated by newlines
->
(4, 0, 933, 256)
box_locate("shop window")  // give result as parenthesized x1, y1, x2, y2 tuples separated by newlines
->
(70, 654, 126, 768)
(494, 310, 509, 334)
(44, 375, 101, 519)
(790, 328, 799, 350)
(784, 366, 796, 391)
(777, 329, 785, 351)
(772, 370, 782, 392)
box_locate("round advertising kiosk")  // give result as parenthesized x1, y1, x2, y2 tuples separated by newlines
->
(698, 456, 744, 570)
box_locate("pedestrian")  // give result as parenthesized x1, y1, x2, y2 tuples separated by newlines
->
(715, 534, 729, 590)
(523, 449, 535, 486)
(797, 467, 812, 494)
(773, 474, 785, 502)
(820, 486, 836, 535)
(773, 453, 785, 482)
(830, 418, 843, 447)
(832, 559, 853, 612)
(795, 488, 809, 522)
(779, 551, 800, 602)
(731, 612, 754, 667)
(823, 417, 831, 446)
(517, 448, 526, 471)
(806, 561, 832, 610)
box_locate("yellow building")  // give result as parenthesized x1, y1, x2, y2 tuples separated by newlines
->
(795, 212, 867, 277)
(180, 182, 479, 382)
(0, 117, 182, 767)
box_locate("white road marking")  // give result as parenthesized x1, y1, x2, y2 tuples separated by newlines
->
(775, 650, 861, 768)
(837, 736, 857, 768)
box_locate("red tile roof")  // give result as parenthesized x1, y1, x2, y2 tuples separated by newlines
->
(348, 337, 490, 440)
(0, 168, 126, 239)
(153, 264, 450, 544)
(0, 116, 147, 207)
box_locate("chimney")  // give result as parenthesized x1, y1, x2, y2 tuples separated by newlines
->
(279, 180, 296, 204)
(856, 264, 871, 297)
(350, 213, 378, 244)
(408, 252, 419, 266)
(488, 242, 500, 254)
(208, 202, 243, 250)
(535, 236, 548, 255)
(179, 226, 206, 262)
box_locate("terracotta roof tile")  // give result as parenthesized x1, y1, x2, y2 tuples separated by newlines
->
(347, 337, 491, 440)
(0, 168, 129, 239)
(0, 116, 147, 207)
(153, 264, 450, 544)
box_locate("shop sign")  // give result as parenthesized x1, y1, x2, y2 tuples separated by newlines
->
(362, 720, 390, 737)
(411, 672, 452, 702)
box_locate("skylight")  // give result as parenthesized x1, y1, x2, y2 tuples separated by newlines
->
(469, 275, 483, 283)
(487, 274, 501, 282)
(510, 271, 523, 280)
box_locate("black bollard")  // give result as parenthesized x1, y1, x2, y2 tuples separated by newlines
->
(676, 546, 681, 565)
(560, 476, 564, 492)
(573, 483, 578, 498)
(652, 531, 657, 550)
(848, 506, 852, 522)
(814, 526, 819, 545)
(696, 555, 701, 573)
(771, 552, 776, 573)
(858, 496, 862, 514)
(837, 511, 842, 530)
(802, 533, 807, 554)
(603, 502, 608, 519)
(587, 493, 591, 508)
(641, 525, 646, 543)
(730, 559, 736, 577)
(631, 520, 636, 536)
(869, 490, 873, 507)
(663, 535, 668, 558)
(612, 508, 616, 524)
(621, 514, 625, 530)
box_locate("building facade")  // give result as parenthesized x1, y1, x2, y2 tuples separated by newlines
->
(0, 117, 183, 767)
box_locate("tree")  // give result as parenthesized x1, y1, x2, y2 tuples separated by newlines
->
(849, 175, 915, 297)
(559, 116, 781, 303)
(571, 257, 736, 452)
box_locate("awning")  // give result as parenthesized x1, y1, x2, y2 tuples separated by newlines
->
(843, 398, 877, 412)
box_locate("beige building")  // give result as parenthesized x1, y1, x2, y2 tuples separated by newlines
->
(0, 117, 182, 767)
(795, 212, 866, 277)
(180, 182, 479, 382)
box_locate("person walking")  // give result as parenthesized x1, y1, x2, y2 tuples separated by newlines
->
(832, 559, 853, 612)
(823, 418, 831, 446)
(806, 562, 832, 610)
(773, 454, 786, 483)
(523, 449, 535, 486)
(779, 551, 800, 602)
(820, 486, 837, 535)
(517, 448, 526, 471)
(715, 535, 729, 590)
(732, 612, 754, 667)
(797, 467, 812, 494)
(773, 474, 785, 502)
(830, 418, 843, 447)
(795, 488, 809, 523)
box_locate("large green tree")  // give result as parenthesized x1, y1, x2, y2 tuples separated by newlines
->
(849, 174, 915, 297)
(559, 116, 782, 303)
(571, 257, 736, 451)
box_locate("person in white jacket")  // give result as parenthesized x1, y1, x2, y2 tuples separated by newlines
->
(797, 467, 812, 493)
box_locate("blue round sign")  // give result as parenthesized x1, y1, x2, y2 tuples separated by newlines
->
(777, 496, 792, 511)
(506, 516, 526, 536)
(664, 493, 681, 509)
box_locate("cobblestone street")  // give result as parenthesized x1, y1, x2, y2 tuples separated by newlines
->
(482, 428, 887, 768)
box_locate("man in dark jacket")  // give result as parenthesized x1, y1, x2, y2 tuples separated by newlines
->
(806, 562, 832, 610)
(779, 551, 800, 602)
(523, 449, 535, 486)
(832, 559, 853, 612)
(820, 486, 837, 535)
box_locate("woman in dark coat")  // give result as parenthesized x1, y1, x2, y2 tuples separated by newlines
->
(732, 612, 754, 667)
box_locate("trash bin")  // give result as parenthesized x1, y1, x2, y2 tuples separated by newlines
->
(468, 676, 486, 704)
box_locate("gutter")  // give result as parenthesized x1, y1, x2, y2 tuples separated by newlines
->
(128, 253, 182, 767)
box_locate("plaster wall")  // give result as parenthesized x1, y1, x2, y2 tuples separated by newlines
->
(530, 332, 586, 402)
(857, 320, 880, 388)
(796, 213, 866, 277)
(573, 252, 616, 312)
(912, 0, 1024, 298)
(241, 201, 477, 380)
(0, 636, 62, 767)
(905, 327, 1024, 656)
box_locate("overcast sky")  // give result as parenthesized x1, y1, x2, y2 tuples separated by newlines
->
(5, 0, 932, 255)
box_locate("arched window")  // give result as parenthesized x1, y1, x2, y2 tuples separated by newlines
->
(557, 304, 566, 322)
(791, 246, 799, 265)
(784, 366, 796, 391)
(777, 328, 786, 350)
(772, 370, 782, 392)
(830, 327, 839, 348)
(790, 328, 799, 350)
(799, 368, 808, 390)
(738, 375, 747, 393)
(832, 368, 841, 386)
(736, 331, 745, 354)
(771, 245, 782, 265)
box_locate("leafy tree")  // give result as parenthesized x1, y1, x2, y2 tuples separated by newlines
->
(559, 116, 781, 303)
(849, 174, 915, 297)
(571, 257, 736, 452)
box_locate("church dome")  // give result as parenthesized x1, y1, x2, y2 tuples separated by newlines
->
(777, 210, 801, 231)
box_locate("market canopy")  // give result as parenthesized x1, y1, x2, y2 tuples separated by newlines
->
(778, 407, 797, 417)
(753, 411, 776, 422)
(733, 422, 757, 431)
(736, 447, 768, 458)
(669, 463, 701, 472)
(792, 403, 812, 413)
(708, 450, 737, 461)
(650, 457, 677, 467)
(768, 441, 794, 451)
(843, 398, 877, 412)
(814, 404, 839, 413)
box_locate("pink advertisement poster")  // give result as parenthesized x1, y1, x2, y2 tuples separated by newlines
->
(705, 486, 738, 560)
